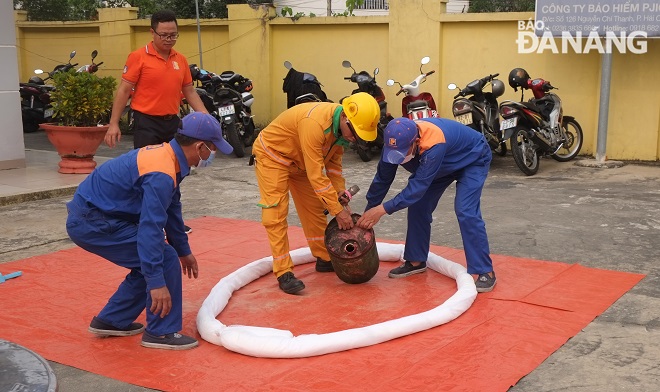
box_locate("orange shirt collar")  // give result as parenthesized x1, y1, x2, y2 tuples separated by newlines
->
(145, 41, 179, 59)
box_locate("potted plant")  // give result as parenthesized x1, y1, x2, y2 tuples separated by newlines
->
(39, 68, 116, 174)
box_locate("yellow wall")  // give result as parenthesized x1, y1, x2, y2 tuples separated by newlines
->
(14, 1, 660, 161)
(439, 16, 604, 156)
(18, 26, 102, 79)
(606, 39, 660, 160)
(269, 21, 389, 114)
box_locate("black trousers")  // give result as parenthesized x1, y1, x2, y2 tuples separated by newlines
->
(131, 110, 181, 149)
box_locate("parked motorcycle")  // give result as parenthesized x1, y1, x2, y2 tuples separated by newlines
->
(19, 50, 79, 133)
(499, 68, 583, 176)
(386, 56, 438, 120)
(19, 78, 55, 133)
(341, 60, 392, 162)
(447, 73, 507, 156)
(76, 50, 104, 74)
(282, 61, 329, 108)
(189, 64, 256, 158)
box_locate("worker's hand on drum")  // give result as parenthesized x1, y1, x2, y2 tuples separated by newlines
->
(356, 205, 386, 230)
(336, 208, 354, 230)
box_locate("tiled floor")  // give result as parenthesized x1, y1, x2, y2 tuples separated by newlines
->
(0, 150, 110, 200)
(1, 131, 133, 202)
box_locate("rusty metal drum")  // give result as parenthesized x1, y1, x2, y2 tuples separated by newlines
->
(324, 213, 379, 284)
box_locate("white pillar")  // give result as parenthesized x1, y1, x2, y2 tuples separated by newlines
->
(0, 3, 25, 170)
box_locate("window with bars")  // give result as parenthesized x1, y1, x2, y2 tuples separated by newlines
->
(355, 0, 389, 10)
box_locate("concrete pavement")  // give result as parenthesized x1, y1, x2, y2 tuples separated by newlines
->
(1, 130, 659, 391)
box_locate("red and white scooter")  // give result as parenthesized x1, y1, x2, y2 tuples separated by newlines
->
(386, 56, 438, 120)
(76, 50, 104, 74)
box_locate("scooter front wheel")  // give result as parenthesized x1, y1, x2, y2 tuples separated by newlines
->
(223, 122, 245, 158)
(242, 118, 257, 147)
(551, 117, 583, 162)
(357, 146, 373, 162)
(22, 110, 40, 133)
(510, 128, 539, 176)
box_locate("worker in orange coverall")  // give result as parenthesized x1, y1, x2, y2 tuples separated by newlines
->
(252, 92, 381, 294)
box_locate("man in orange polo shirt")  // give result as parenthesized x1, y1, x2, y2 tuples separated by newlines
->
(105, 9, 207, 233)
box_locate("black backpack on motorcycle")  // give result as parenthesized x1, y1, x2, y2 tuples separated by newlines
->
(282, 67, 328, 108)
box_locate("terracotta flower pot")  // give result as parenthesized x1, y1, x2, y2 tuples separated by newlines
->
(39, 123, 109, 174)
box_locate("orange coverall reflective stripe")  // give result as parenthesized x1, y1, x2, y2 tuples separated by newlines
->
(252, 102, 347, 277)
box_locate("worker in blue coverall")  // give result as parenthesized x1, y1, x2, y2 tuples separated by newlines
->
(66, 113, 233, 350)
(356, 117, 496, 292)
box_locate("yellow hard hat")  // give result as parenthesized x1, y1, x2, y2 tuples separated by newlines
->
(342, 92, 380, 142)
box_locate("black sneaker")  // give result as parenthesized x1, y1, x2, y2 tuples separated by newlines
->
(141, 331, 199, 350)
(475, 272, 496, 293)
(277, 272, 305, 294)
(88, 316, 145, 337)
(184, 224, 193, 234)
(388, 261, 427, 278)
(315, 258, 334, 272)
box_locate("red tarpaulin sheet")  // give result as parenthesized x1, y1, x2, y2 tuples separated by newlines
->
(0, 217, 644, 391)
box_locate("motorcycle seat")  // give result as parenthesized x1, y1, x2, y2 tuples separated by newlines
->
(219, 71, 242, 85)
(215, 87, 243, 103)
(407, 100, 429, 111)
(522, 101, 541, 112)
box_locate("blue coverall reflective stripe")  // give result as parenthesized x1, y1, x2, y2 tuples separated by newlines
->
(365, 118, 494, 275)
(66, 140, 191, 336)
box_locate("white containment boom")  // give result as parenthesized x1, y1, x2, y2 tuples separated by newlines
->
(196, 243, 477, 358)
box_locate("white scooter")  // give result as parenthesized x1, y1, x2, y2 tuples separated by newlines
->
(386, 56, 438, 120)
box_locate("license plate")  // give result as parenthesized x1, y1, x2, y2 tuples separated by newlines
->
(44, 108, 54, 118)
(500, 117, 517, 130)
(217, 104, 235, 116)
(456, 112, 472, 125)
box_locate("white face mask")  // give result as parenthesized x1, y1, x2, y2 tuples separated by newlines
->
(401, 151, 415, 164)
(196, 143, 216, 169)
(400, 141, 417, 164)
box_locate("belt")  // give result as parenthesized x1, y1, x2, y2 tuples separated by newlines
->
(134, 110, 178, 121)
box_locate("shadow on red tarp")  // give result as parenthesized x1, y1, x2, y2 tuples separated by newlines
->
(0, 217, 644, 392)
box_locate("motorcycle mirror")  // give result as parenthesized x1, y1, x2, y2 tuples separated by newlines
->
(283, 61, 292, 70)
(34, 69, 44, 75)
(447, 83, 457, 90)
(69, 50, 77, 60)
(386, 79, 395, 86)
(421, 56, 430, 65)
(374, 67, 379, 76)
(91, 50, 98, 60)
(342, 60, 352, 69)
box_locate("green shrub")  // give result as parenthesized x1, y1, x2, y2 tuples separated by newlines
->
(50, 70, 117, 127)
